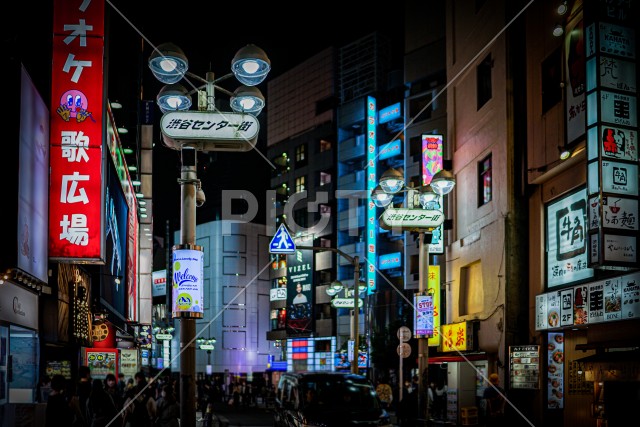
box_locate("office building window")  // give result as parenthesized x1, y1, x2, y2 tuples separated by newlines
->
(319, 139, 332, 152)
(294, 209, 307, 229)
(478, 154, 492, 206)
(295, 176, 306, 193)
(296, 144, 307, 167)
(319, 171, 332, 186)
(477, 54, 493, 110)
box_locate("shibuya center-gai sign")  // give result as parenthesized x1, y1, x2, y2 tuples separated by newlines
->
(160, 110, 259, 152)
(379, 208, 445, 232)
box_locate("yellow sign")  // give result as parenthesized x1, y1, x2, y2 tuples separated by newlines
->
(427, 265, 441, 346)
(440, 321, 471, 352)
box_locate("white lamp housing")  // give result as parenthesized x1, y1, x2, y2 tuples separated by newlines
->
(231, 44, 271, 86)
(156, 84, 192, 113)
(379, 168, 405, 194)
(372, 184, 394, 207)
(419, 185, 439, 208)
(230, 85, 265, 115)
(430, 169, 456, 196)
(148, 42, 189, 84)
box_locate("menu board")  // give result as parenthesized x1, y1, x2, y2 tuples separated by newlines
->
(547, 333, 564, 409)
(45, 360, 72, 380)
(535, 271, 640, 330)
(510, 345, 540, 389)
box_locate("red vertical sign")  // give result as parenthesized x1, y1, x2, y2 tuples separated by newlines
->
(49, 0, 105, 261)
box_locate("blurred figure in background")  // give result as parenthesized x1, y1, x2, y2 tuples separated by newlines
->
(45, 374, 73, 427)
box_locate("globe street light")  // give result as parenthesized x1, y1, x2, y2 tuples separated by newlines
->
(371, 167, 455, 422)
(149, 42, 269, 427)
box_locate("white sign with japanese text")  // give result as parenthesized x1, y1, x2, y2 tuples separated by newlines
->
(546, 188, 594, 288)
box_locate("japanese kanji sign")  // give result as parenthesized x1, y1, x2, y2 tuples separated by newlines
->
(160, 110, 259, 152)
(49, 0, 105, 261)
(379, 208, 444, 231)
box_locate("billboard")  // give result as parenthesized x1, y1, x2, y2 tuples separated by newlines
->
(286, 249, 313, 336)
(101, 159, 128, 319)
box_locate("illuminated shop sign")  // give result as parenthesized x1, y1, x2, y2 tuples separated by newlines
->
(545, 188, 594, 287)
(49, 0, 105, 262)
(535, 270, 640, 330)
(366, 96, 377, 294)
(378, 139, 402, 160)
(378, 102, 401, 124)
(378, 252, 401, 270)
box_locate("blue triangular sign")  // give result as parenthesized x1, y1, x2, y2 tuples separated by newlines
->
(269, 224, 296, 254)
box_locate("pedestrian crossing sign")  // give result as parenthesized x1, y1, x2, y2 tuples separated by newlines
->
(269, 224, 296, 254)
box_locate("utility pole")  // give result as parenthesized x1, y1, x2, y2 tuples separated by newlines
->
(418, 232, 430, 423)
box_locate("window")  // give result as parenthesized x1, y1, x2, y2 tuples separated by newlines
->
(295, 176, 306, 193)
(459, 261, 485, 315)
(477, 54, 493, 109)
(296, 144, 307, 167)
(478, 154, 492, 206)
(541, 48, 562, 114)
(294, 209, 307, 229)
(319, 139, 332, 152)
(409, 94, 433, 123)
(319, 171, 331, 186)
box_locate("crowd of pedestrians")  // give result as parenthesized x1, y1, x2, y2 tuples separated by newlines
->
(195, 375, 270, 413)
(43, 367, 180, 427)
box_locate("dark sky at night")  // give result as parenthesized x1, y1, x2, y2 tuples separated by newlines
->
(7, 1, 406, 240)
(105, 1, 406, 239)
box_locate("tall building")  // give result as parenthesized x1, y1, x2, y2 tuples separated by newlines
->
(164, 221, 278, 380)
(265, 47, 339, 377)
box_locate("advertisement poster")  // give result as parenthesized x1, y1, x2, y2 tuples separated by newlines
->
(510, 345, 540, 389)
(286, 249, 313, 336)
(172, 248, 204, 316)
(547, 333, 564, 409)
(101, 159, 128, 319)
(85, 348, 118, 380)
(119, 349, 138, 381)
(414, 294, 434, 337)
(45, 360, 72, 380)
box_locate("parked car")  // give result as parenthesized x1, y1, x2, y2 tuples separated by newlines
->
(273, 371, 392, 426)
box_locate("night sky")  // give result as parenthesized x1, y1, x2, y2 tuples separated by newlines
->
(7, 1, 405, 240)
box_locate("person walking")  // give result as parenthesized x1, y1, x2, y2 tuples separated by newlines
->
(375, 377, 393, 411)
(397, 379, 418, 427)
(154, 384, 180, 427)
(104, 373, 124, 416)
(86, 378, 118, 427)
(483, 373, 506, 427)
(433, 380, 448, 420)
(46, 374, 73, 427)
(123, 371, 156, 427)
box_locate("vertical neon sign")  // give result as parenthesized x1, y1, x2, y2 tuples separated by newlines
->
(422, 135, 445, 254)
(367, 96, 377, 294)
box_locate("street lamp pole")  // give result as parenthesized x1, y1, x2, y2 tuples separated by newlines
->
(418, 231, 430, 422)
(298, 246, 361, 374)
(372, 166, 455, 425)
(179, 144, 198, 427)
(149, 42, 270, 427)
